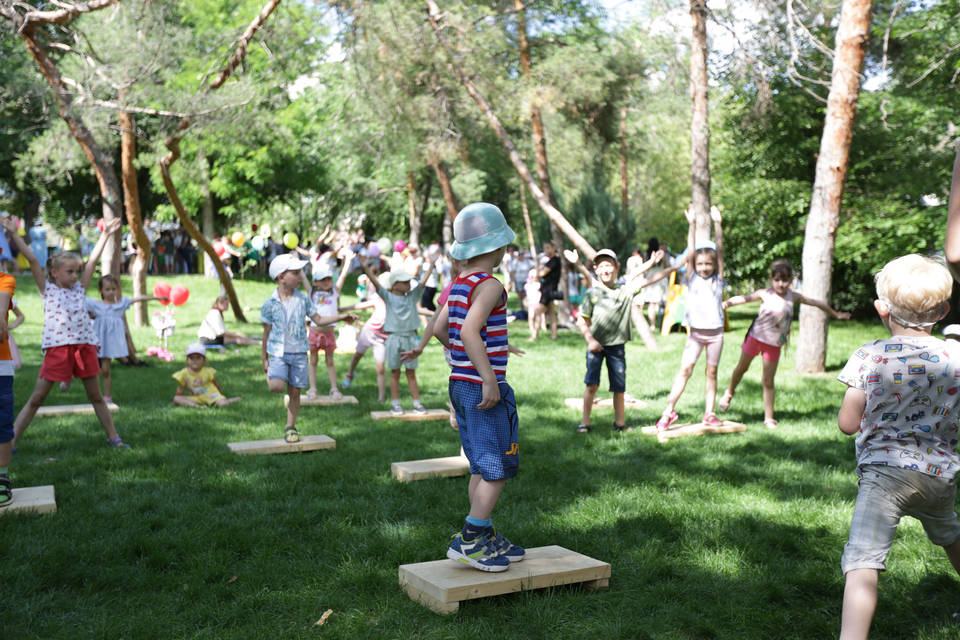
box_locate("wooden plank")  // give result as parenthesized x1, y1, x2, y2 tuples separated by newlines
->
(399, 545, 611, 614)
(640, 420, 746, 442)
(392, 456, 470, 482)
(227, 434, 336, 455)
(0, 485, 56, 517)
(564, 396, 647, 410)
(36, 402, 119, 417)
(371, 409, 449, 421)
(284, 394, 358, 407)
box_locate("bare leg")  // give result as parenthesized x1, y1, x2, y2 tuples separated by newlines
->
(215, 397, 242, 406)
(307, 350, 319, 396)
(374, 361, 386, 403)
(468, 474, 505, 520)
(704, 363, 718, 415)
(724, 350, 756, 401)
(405, 369, 420, 402)
(547, 303, 558, 340)
(325, 350, 340, 396)
(390, 369, 401, 401)
(173, 396, 204, 407)
(286, 385, 300, 427)
(943, 536, 960, 575)
(346, 350, 364, 379)
(613, 391, 625, 426)
(100, 358, 112, 401)
(223, 331, 258, 345)
(12, 378, 56, 445)
(761, 358, 780, 422)
(663, 364, 695, 415)
(839, 568, 878, 640)
(582, 383, 598, 426)
(80, 376, 119, 441)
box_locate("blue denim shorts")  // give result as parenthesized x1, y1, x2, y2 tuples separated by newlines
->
(449, 379, 519, 481)
(267, 353, 309, 389)
(0, 376, 13, 444)
(584, 343, 626, 393)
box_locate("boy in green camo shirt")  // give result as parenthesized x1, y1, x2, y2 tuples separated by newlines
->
(570, 248, 678, 433)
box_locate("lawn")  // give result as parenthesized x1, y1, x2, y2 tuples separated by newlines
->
(3, 273, 960, 639)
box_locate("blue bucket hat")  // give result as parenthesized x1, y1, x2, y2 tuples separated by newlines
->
(449, 202, 516, 261)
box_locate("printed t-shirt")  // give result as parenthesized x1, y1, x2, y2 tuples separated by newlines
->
(580, 280, 644, 346)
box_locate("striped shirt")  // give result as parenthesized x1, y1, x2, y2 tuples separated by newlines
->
(447, 272, 508, 384)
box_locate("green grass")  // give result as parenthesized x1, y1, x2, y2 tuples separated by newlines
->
(4, 273, 960, 639)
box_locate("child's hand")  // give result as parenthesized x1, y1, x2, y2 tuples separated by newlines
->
(342, 313, 359, 323)
(587, 337, 603, 353)
(400, 347, 422, 362)
(710, 205, 722, 223)
(563, 249, 579, 264)
(722, 300, 730, 310)
(507, 344, 525, 356)
(477, 379, 501, 410)
(103, 217, 122, 234)
(652, 248, 665, 263)
(683, 206, 695, 224)
(0, 216, 16, 233)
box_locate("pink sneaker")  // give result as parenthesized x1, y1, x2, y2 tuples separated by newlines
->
(702, 412, 723, 427)
(656, 410, 679, 431)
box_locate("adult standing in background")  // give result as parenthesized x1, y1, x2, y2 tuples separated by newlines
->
(534, 241, 561, 341)
(28, 220, 47, 269)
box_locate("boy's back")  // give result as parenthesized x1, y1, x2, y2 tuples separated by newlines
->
(839, 335, 960, 478)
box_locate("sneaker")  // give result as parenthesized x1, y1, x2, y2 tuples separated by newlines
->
(59, 381, 70, 392)
(341, 374, 353, 389)
(390, 401, 403, 416)
(446, 531, 510, 572)
(702, 412, 723, 427)
(485, 528, 525, 563)
(412, 400, 426, 415)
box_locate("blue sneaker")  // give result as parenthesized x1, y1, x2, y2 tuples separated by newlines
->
(486, 528, 525, 562)
(446, 531, 510, 572)
(341, 373, 353, 389)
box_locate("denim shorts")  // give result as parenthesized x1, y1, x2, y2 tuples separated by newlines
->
(267, 353, 309, 389)
(584, 343, 626, 393)
(449, 378, 519, 481)
(841, 464, 960, 574)
(0, 376, 13, 444)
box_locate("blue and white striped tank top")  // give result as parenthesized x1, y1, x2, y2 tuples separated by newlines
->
(447, 272, 508, 384)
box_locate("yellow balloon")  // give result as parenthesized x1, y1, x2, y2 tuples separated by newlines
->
(283, 232, 299, 249)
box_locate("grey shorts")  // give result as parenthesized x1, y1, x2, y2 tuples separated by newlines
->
(841, 464, 960, 574)
(385, 331, 419, 371)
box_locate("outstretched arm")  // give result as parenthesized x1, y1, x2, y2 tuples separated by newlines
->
(711, 206, 724, 279)
(796, 291, 850, 319)
(562, 249, 595, 285)
(722, 289, 763, 310)
(83, 218, 122, 289)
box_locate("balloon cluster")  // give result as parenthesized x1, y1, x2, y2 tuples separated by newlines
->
(153, 282, 190, 306)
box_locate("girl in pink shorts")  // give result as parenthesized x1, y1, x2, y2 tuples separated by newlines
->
(719, 259, 849, 428)
(657, 206, 726, 430)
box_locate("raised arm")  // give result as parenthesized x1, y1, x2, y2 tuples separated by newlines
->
(684, 206, 696, 274)
(335, 247, 355, 293)
(356, 254, 384, 291)
(711, 206, 725, 279)
(946, 148, 960, 281)
(562, 249, 596, 285)
(796, 291, 851, 319)
(82, 218, 122, 289)
(1, 217, 44, 292)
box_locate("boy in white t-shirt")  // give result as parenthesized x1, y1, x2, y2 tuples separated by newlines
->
(836, 254, 960, 639)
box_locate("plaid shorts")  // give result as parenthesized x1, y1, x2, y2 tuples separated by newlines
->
(841, 464, 960, 574)
(449, 378, 519, 481)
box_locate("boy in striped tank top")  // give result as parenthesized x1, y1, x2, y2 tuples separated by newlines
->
(434, 203, 524, 572)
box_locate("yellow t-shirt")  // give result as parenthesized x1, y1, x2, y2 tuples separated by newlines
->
(172, 366, 224, 405)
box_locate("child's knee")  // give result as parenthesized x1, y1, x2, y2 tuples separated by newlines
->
(678, 364, 695, 379)
(585, 383, 599, 393)
(705, 364, 719, 377)
(267, 379, 286, 393)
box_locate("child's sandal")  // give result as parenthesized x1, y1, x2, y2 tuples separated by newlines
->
(0, 474, 12, 507)
(576, 424, 591, 433)
(702, 412, 723, 427)
(284, 426, 300, 443)
(764, 418, 779, 429)
(655, 411, 678, 432)
(108, 437, 130, 448)
(612, 423, 634, 433)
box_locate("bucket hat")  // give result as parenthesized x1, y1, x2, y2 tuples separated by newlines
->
(388, 269, 413, 287)
(449, 202, 516, 261)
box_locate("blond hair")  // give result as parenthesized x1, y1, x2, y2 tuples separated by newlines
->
(875, 254, 952, 325)
(47, 251, 81, 283)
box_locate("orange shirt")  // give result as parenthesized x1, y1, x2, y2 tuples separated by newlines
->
(0, 272, 15, 363)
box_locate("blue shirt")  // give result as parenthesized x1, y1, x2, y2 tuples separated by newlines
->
(260, 288, 316, 357)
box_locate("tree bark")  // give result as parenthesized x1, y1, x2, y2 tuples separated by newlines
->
(520, 182, 536, 257)
(795, 0, 873, 373)
(430, 157, 459, 219)
(620, 103, 629, 217)
(118, 107, 151, 326)
(425, 0, 596, 261)
(689, 0, 711, 245)
(407, 171, 420, 248)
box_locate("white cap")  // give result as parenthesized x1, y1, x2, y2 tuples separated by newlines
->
(186, 342, 206, 357)
(269, 253, 308, 280)
(313, 265, 335, 281)
(388, 269, 413, 287)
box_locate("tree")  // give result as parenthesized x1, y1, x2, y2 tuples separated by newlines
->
(689, 0, 711, 244)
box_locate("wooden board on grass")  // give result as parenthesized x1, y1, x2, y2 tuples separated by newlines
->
(370, 409, 449, 421)
(36, 402, 119, 417)
(0, 485, 56, 517)
(227, 434, 336, 455)
(284, 394, 358, 407)
(392, 455, 470, 482)
(399, 545, 611, 614)
(564, 395, 648, 411)
(641, 420, 746, 442)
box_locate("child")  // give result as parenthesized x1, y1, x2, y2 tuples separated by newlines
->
(567, 248, 676, 433)
(356, 252, 437, 416)
(1, 216, 130, 448)
(433, 202, 524, 572)
(306, 249, 353, 400)
(172, 343, 240, 407)
(719, 259, 850, 428)
(197, 296, 259, 347)
(86, 274, 166, 404)
(0, 267, 16, 505)
(836, 254, 960, 640)
(261, 253, 356, 443)
(656, 206, 726, 430)
(342, 264, 388, 403)
(5, 298, 23, 370)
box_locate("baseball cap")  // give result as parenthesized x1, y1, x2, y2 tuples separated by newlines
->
(269, 253, 308, 280)
(449, 202, 516, 260)
(388, 269, 413, 287)
(186, 343, 206, 357)
(593, 249, 619, 265)
(312, 264, 335, 281)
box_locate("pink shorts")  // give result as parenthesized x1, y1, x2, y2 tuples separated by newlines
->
(680, 328, 724, 367)
(40, 344, 101, 382)
(742, 335, 781, 363)
(355, 325, 386, 363)
(308, 327, 337, 353)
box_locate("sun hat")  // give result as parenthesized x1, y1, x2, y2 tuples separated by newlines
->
(449, 202, 516, 261)
(186, 342, 206, 357)
(388, 269, 413, 287)
(269, 253, 308, 280)
(593, 249, 619, 265)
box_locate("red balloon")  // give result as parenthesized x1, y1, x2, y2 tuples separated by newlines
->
(96, 218, 105, 232)
(153, 282, 171, 305)
(170, 284, 190, 306)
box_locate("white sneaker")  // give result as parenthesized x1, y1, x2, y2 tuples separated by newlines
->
(390, 401, 403, 415)
(412, 401, 427, 415)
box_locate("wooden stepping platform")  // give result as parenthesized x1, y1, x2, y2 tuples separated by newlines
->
(564, 395, 647, 410)
(392, 455, 470, 482)
(371, 408, 450, 421)
(399, 545, 611, 614)
(227, 434, 336, 455)
(284, 394, 358, 407)
(0, 485, 56, 517)
(36, 402, 119, 417)
(641, 420, 746, 442)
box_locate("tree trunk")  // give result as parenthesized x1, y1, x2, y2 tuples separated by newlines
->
(431, 157, 459, 219)
(689, 0, 711, 245)
(118, 108, 151, 326)
(442, 210, 452, 249)
(520, 183, 536, 257)
(407, 171, 420, 248)
(425, 0, 596, 261)
(620, 103, 629, 217)
(795, 0, 873, 374)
